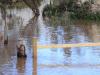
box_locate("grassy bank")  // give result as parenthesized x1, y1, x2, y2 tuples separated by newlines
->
(14, 2, 27, 8)
(70, 12, 100, 21)
(43, 0, 100, 21)
(7, 2, 28, 9)
(43, 3, 66, 17)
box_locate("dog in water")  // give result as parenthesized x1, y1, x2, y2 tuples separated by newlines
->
(17, 39, 27, 58)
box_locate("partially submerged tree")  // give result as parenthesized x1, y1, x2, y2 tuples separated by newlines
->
(0, 0, 17, 45)
(23, 0, 43, 16)
(0, 0, 42, 46)
(0, 2, 8, 45)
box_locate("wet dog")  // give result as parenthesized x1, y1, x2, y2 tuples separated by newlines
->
(17, 39, 27, 58)
(17, 44, 27, 58)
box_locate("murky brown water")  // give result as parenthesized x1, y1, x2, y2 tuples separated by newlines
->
(0, 1, 100, 75)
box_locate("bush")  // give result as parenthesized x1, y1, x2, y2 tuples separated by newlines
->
(70, 11, 100, 21)
(43, 2, 66, 17)
(68, 1, 100, 21)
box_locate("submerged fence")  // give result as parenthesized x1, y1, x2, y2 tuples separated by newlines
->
(32, 37, 100, 75)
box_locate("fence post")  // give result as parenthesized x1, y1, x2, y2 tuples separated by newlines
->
(33, 37, 38, 75)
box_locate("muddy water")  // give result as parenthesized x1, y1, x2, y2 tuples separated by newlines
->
(37, 18, 100, 75)
(0, 4, 100, 75)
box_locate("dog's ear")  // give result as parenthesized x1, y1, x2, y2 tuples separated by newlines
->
(16, 45, 20, 49)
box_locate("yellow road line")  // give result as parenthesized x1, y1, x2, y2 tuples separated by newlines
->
(39, 64, 100, 68)
(37, 43, 100, 48)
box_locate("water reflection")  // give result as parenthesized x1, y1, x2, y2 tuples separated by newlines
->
(37, 15, 100, 75)
(38, 20, 100, 45)
(16, 58, 26, 75)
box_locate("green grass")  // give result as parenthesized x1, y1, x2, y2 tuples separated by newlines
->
(8, 2, 28, 9)
(70, 12, 100, 21)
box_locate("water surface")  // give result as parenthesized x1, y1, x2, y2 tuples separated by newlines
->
(0, 2, 100, 75)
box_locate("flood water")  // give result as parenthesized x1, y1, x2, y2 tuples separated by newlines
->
(0, 1, 100, 75)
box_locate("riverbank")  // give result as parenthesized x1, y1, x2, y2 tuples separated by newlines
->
(42, 0, 100, 21)
(14, 2, 27, 8)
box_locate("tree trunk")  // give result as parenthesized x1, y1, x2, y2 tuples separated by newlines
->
(0, 5, 8, 45)
(4, 16, 8, 45)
